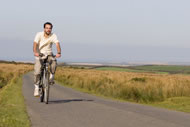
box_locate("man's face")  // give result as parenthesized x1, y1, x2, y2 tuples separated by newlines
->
(44, 24, 52, 35)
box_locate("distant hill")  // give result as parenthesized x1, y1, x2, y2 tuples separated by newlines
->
(0, 60, 33, 65)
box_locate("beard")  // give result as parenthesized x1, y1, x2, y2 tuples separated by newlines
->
(45, 31, 51, 35)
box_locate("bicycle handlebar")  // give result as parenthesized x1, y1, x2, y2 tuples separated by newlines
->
(39, 53, 56, 58)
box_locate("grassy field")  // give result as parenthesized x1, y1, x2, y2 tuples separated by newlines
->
(0, 63, 33, 127)
(94, 65, 190, 74)
(55, 66, 190, 113)
(128, 65, 190, 74)
(2, 61, 189, 126)
(95, 67, 148, 72)
(95, 66, 169, 74)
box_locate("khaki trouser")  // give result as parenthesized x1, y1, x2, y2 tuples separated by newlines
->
(34, 55, 57, 85)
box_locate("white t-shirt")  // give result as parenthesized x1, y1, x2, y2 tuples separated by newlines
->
(34, 31, 59, 55)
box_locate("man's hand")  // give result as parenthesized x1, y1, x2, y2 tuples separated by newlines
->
(56, 43, 61, 58)
(34, 52, 39, 57)
(56, 53, 61, 58)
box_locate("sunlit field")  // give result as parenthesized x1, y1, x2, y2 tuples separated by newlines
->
(55, 66, 190, 112)
(0, 63, 33, 88)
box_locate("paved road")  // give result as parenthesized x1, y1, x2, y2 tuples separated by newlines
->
(23, 72, 190, 127)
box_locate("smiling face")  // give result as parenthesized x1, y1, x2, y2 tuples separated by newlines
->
(44, 24, 52, 35)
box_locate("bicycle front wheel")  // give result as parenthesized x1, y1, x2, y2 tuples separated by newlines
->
(39, 86, 44, 102)
(43, 71, 50, 104)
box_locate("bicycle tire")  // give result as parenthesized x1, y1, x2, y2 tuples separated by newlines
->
(39, 76, 44, 102)
(40, 87, 44, 102)
(44, 71, 50, 104)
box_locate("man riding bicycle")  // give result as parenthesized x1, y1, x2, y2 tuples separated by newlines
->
(33, 22, 61, 97)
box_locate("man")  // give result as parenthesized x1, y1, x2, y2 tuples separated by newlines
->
(33, 22, 61, 97)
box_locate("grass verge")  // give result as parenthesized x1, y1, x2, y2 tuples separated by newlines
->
(0, 63, 33, 127)
(150, 97, 190, 113)
(0, 76, 30, 127)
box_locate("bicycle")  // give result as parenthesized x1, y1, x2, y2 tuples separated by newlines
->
(39, 53, 56, 104)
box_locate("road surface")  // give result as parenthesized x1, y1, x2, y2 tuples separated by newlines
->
(23, 72, 190, 127)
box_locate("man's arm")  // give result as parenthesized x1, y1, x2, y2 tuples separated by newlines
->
(56, 42, 61, 58)
(33, 42, 39, 57)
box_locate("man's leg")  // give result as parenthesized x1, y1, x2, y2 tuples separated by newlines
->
(48, 56, 57, 85)
(33, 57, 42, 96)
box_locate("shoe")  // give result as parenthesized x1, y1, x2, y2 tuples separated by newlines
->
(49, 73, 55, 85)
(49, 81, 55, 85)
(34, 84, 40, 97)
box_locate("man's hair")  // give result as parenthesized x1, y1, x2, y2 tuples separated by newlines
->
(44, 22, 53, 29)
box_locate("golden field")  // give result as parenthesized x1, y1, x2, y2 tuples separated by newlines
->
(55, 67, 190, 103)
(0, 63, 33, 89)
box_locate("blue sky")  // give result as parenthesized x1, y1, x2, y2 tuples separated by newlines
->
(0, 0, 190, 63)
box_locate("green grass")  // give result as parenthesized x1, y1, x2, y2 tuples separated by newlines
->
(95, 65, 190, 74)
(95, 67, 151, 73)
(128, 65, 190, 74)
(0, 76, 30, 127)
(151, 97, 190, 113)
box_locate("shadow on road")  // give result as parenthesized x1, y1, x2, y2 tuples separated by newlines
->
(48, 99, 94, 104)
